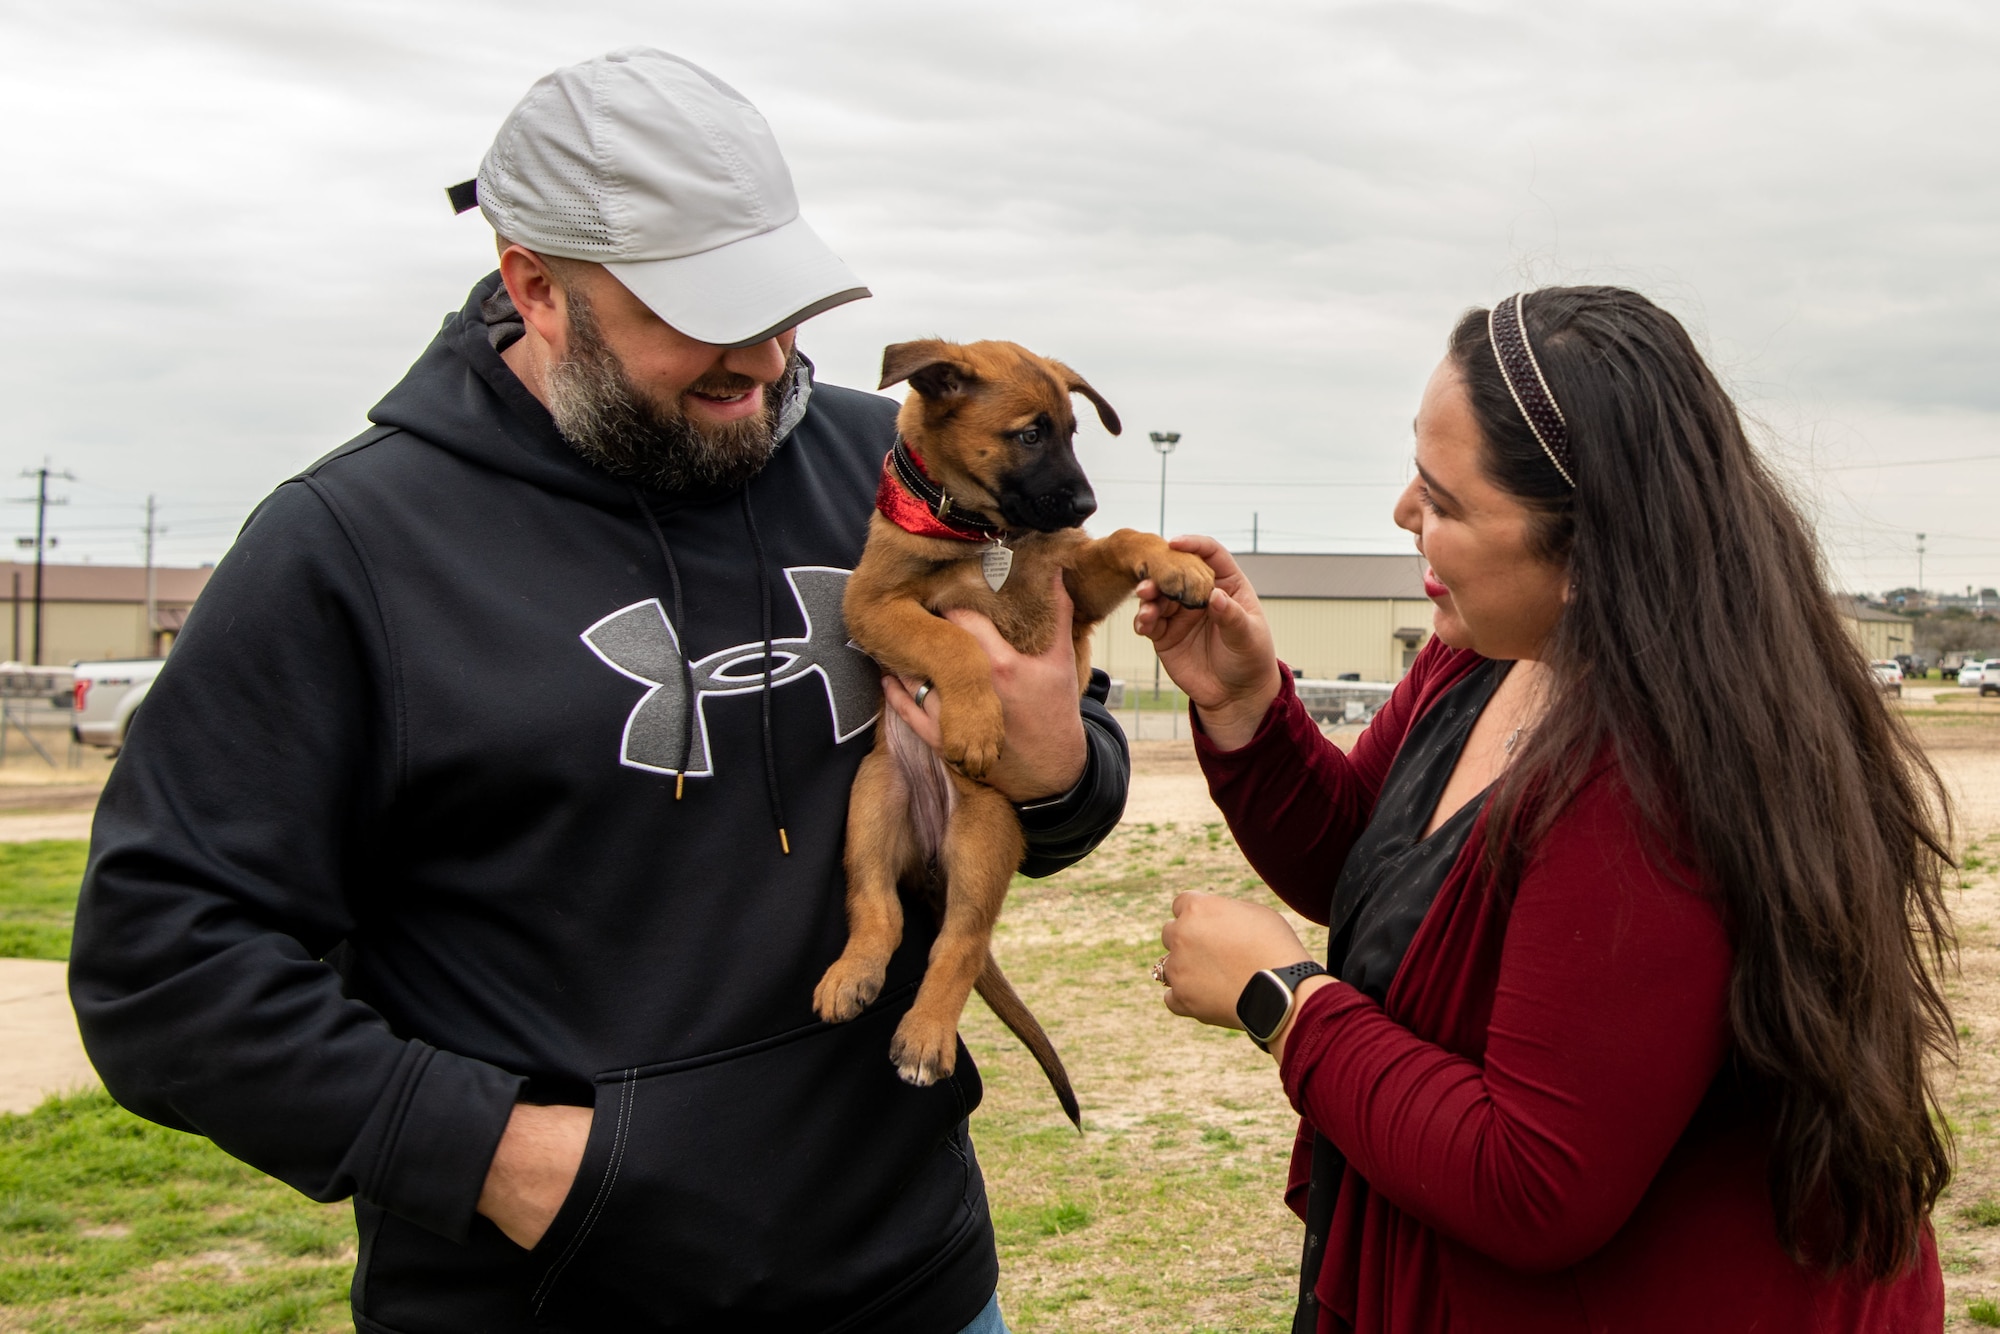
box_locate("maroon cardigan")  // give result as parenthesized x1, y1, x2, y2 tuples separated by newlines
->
(1195, 641, 1941, 1333)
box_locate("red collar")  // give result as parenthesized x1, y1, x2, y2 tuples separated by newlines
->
(874, 438, 1003, 543)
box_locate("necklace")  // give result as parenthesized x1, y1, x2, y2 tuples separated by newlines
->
(1504, 726, 1525, 756)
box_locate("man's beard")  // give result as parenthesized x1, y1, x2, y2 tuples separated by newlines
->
(545, 289, 788, 493)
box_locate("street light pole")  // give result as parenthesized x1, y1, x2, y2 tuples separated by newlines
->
(1147, 432, 1180, 700)
(144, 495, 159, 657)
(1149, 431, 1179, 537)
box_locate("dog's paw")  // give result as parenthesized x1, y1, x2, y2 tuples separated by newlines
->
(939, 696, 1006, 780)
(813, 958, 885, 1024)
(1142, 552, 1216, 610)
(889, 1014, 959, 1087)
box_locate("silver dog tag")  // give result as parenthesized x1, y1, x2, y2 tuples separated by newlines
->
(981, 541, 1014, 592)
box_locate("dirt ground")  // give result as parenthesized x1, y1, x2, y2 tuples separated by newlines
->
(1905, 708, 2000, 1324)
(0, 734, 110, 844)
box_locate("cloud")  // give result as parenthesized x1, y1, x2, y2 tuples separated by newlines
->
(2, 0, 1995, 591)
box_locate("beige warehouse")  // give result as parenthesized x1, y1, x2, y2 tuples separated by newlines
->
(1091, 553, 1436, 685)
(2, 561, 212, 666)
(1836, 599, 1912, 662)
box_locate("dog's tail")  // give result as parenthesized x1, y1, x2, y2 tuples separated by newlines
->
(975, 951, 1082, 1130)
(885, 710, 955, 865)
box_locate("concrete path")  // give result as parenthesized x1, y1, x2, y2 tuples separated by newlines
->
(1118, 729, 1363, 827)
(0, 958, 97, 1114)
(1122, 770, 1224, 826)
(0, 811, 93, 842)
(0, 788, 99, 1113)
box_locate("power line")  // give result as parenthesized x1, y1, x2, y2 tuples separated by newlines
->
(1819, 453, 2000, 471)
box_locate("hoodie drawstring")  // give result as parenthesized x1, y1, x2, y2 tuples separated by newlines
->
(629, 485, 791, 855)
(631, 489, 696, 800)
(740, 486, 792, 855)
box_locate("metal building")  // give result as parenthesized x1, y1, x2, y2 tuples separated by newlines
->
(1836, 599, 1913, 663)
(1090, 552, 1436, 685)
(2, 561, 212, 666)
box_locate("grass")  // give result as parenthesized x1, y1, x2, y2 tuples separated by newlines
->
(0, 840, 87, 961)
(0, 845, 351, 1330)
(7, 727, 1997, 1330)
(5, 733, 1998, 1328)
(0, 1089, 351, 1332)
(968, 820, 1313, 1331)
(1109, 685, 1196, 713)
(0, 818, 1302, 1332)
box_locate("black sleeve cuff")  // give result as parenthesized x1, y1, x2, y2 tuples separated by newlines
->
(1016, 669, 1130, 878)
(345, 1043, 525, 1242)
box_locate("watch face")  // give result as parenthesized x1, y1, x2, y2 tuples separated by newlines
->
(1236, 970, 1294, 1043)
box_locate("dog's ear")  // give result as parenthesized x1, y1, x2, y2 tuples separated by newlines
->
(879, 340, 978, 400)
(1051, 362, 1122, 436)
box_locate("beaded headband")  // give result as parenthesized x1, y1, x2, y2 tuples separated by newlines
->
(1487, 292, 1575, 489)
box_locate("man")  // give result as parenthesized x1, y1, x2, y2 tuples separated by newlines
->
(70, 49, 1127, 1334)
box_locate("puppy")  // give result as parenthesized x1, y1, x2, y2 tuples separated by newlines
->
(812, 339, 1215, 1125)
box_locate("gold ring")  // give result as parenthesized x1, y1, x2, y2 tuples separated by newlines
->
(1151, 954, 1170, 986)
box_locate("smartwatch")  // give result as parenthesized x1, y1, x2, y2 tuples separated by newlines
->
(1236, 961, 1331, 1052)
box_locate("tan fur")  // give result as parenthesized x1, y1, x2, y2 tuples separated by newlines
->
(812, 339, 1214, 1123)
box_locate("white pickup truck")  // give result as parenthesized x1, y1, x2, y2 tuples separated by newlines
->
(71, 658, 167, 751)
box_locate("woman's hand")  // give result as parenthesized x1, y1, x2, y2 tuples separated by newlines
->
(1134, 536, 1282, 749)
(1160, 891, 1313, 1029)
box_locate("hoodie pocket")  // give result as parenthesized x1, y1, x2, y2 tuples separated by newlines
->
(527, 985, 983, 1331)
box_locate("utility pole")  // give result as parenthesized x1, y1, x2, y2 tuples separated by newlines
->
(1147, 433, 1181, 700)
(1917, 532, 1927, 605)
(1252, 512, 1259, 554)
(17, 464, 73, 666)
(143, 496, 159, 656)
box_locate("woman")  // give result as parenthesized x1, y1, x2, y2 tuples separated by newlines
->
(1140, 287, 1954, 1332)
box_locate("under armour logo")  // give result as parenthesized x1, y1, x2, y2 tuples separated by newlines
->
(581, 566, 880, 778)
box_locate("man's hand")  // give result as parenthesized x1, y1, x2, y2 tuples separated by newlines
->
(477, 1102, 592, 1249)
(881, 572, 1089, 803)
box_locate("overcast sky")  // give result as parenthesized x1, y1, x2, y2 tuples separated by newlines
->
(3, 0, 1996, 594)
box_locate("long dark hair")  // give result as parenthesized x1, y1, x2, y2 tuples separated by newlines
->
(1451, 286, 1955, 1278)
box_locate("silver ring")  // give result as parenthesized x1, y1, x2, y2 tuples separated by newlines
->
(911, 681, 933, 708)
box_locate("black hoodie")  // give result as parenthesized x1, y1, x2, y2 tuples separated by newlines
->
(69, 273, 1129, 1334)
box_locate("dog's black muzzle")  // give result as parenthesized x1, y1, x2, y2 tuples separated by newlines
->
(1001, 480, 1098, 532)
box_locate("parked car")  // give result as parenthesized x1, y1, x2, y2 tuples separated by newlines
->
(1958, 659, 1997, 692)
(1294, 677, 1396, 725)
(71, 658, 167, 751)
(1870, 660, 1903, 697)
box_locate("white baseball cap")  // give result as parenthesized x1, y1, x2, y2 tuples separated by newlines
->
(468, 47, 868, 348)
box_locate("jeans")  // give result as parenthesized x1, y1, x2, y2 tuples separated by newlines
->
(953, 1291, 1009, 1334)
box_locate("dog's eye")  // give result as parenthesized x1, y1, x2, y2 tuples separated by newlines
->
(1016, 427, 1042, 446)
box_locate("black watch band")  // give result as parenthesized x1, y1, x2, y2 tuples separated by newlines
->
(1236, 960, 1331, 1052)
